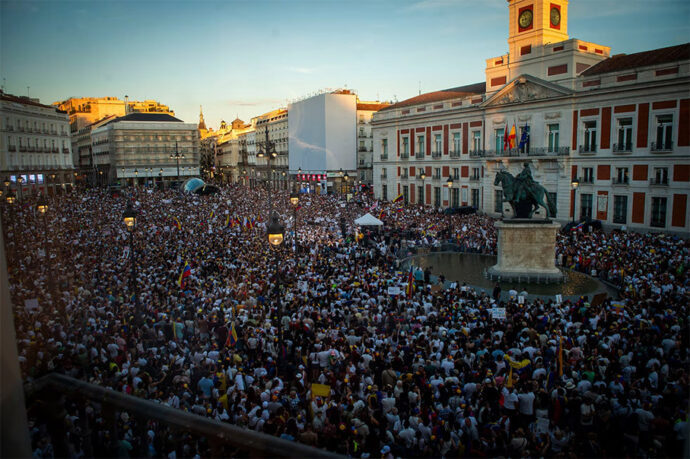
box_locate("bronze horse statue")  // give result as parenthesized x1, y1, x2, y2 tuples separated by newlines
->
(494, 169, 557, 218)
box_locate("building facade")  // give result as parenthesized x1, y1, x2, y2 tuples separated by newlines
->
(253, 109, 289, 190)
(372, 0, 690, 234)
(0, 91, 74, 196)
(357, 101, 391, 187)
(90, 113, 199, 187)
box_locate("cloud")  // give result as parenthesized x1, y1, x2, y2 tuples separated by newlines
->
(402, 0, 500, 13)
(287, 67, 317, 74)
(225, 98, 283, 107)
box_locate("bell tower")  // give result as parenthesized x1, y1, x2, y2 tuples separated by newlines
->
(507, 0, 569, 60)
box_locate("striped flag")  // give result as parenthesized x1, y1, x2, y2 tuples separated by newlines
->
(225, 215, 230, 228)
(177, 261, 191, 289)
(172, 217, 182, 230)
(226, 322, 238, 347)
(393, 193, 404, 203)
(405, 266, 414, 298)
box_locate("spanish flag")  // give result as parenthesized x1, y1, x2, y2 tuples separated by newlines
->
(393, 193, 404, 204)
(177, 261, 191, 289)
(172, 217, 182, 230)
(209, 210, 215, 219)
(226, 322, 238, 347)
(508, 123, 517, 149)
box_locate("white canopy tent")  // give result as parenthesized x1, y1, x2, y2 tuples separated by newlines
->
(354, 213, 383, 226)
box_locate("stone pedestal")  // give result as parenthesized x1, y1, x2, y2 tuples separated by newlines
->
(488, 220, 563, 283)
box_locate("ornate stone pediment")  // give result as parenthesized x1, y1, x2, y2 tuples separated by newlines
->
(483, 75, 572, 107)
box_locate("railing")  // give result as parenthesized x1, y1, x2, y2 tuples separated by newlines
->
(432, 175, 441, 181)
(649, 177, 669, 186)
(528, 146, 570, 156)
(469, 176, 480, 182)
(358, 147, 367, 152)
(63, 148, 70, 153)
(18, 126, 25, 132)
(415, 152, 425, 159)
(651, 141, 673, 152)
(380, 154, 388, 161)
(401, 174, 409, 180)
(612, 177, 629, 185)
(612, 142, 633, 153)
(6, 125, 13, 131)
(431, 152, 442, 159)
(380, 174, 388, 179)
(8, 145, 16, 152)
(580, 177, 594, 184)
(400, 153, 409, 159)
(27, 373, 341, 459)
(52, 147, 59, 153)
(19, 146, 27, 152)
(578, 145, 597, 154)
(450, 151, 461, 158)
(469, 149, 486, 158)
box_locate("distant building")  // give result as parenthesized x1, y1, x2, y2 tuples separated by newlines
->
(0, 90, 74, 196)
(356, 101, 391, 188)
(372, 0, 690, 234)
(90, 113, 199, 187)
(254, 109, 289, 190)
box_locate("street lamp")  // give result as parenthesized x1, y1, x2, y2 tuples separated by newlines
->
(170, 141, 185, 180)
(36, 195, 52, 292)
(290, 191, 299, 252)
(6, 192, 16, 205)
(571, 178, 580, 223)
(17, 176, 24, 201)
(123, 202, 139, 317)
(267, 211, 285, 247)
(446, 177, 453, 210)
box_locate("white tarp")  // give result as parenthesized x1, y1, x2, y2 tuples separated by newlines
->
(354, 213, 383, 226)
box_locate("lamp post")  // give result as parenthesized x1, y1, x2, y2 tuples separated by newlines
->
(159, 168, 163, 189)
(170, 141, 185, 181)
(123, 203, 139, 319)
(6, 192, 16, 206)
(17, 176, 24, 201)
(36, 195, 52, 292)
(266, 211, 285, 374)
(446, 177, 453, 209)
(571, 178, 580, 223)
(290, 191, 299, 252)
(419, 170, 426, 206)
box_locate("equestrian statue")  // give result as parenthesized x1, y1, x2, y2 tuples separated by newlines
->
(494, 163, 557, 219)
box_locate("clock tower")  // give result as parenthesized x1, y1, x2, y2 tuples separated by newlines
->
(507, 0, 569, 60)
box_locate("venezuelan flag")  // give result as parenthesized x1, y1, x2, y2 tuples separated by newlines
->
(378, 210, 385, 220)
(177, 261, 191, 289)
(405, 266, 414, 298)
(225, 215, 230, 228)
(226, 322, 238, 347)
(393, 193, 404, 203)
(172, 217, 182, 230)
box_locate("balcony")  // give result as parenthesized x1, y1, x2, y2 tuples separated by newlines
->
(415, 152, 425, 160)
(401, 153, 410, 160)
(469, 149, 486, 158)
(469, 175, 480, 182)
(450, 151, 461, 158)
(63, 148, 70, 154)
(578, 145, 597, 154)
(431, 152, 442, 159)
(612, 177, 630, 185)
(651, 141, 673, 152)
(649, 177, 669, 186)
(580, 177, 594, 184)
(6, 125, 13, 131)
(8, 145, 16, 152)
(432, 174, 441, 181)
(380, 154, 388, 161)
(52, 147, 59, 153)
(401, 174, 409, 180)
(612, 142, 633, 153)
(380, 173, 388, 179)
(358, 147, 367, 152)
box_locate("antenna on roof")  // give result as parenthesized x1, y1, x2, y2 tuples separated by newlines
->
(418, 81, 421, 96)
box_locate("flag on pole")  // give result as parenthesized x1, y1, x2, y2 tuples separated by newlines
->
(172, 217, 182, 230)
(177, 261, 191, 289)
(503, 124, 510, 151)
(508, 123, 517, 149)
(226, 322, 238, 347)
(405, 266, 414, 298)
(378, 210, 385, 220)
(518, 123, 530, 150)
(225, 215, 230, 228)
(393, 193, 404, 203)
(209, 210, 215, 220)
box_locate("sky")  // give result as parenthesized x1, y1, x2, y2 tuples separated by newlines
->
(2, 0, 688, 129)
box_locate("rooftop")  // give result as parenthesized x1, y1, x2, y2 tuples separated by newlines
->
(379, 82, 486, 111)
(582, 43, 690, 77)
(108, 113, 183, 124)
(0, 91, 64, 111)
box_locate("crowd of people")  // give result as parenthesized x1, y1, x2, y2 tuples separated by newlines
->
(4, 184, 688, 458)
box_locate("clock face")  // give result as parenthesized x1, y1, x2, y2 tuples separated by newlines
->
(550, 7, 561, 26)
(519, 9, 533, 29)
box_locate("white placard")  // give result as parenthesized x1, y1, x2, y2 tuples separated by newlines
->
(597, 194, 608, 213)
(387, 286, 401, 296)
(518, 296, 525, 304)
(555, 294, 563, 304)
(490, 308, 506, 320)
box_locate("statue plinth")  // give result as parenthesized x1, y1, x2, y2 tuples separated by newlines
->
(487, 220, 564, 283)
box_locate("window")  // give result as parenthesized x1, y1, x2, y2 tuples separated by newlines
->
(613, 195, 627, 224)
(452, 188, 460, 208)
(580, 193, 593, 219)
(616, 167, 629, 184)
(494, 189, 504, 213)
(471, 189, 479, 207)
(402, 137, 409, 155)
(495, 128, 505, 153)
(651, 197, 667, 227)
(433, 168, 441, 179)
(434, 187, 441, 207)
(453, 132, 461, 154)
(654, 167, 668, 185)
(583, 167, 594, 183)
(381, 168, 387, 178)
(471, 167, 480, 180)
(452, 168, 459, 180)
(655, 114, 673, 150)
(472, 131, 481, 152)
(616, 118, 633, 151)
(382, 139, 388, 157)
(417, 135, 425, 155)
(403, 185, 409, 204)
(434, 134, 442, 155)
(583, 120, 597, 152)
(418, 186, 424, 205)
(382, 184, 388, 201)
(548, 124, 560, 152)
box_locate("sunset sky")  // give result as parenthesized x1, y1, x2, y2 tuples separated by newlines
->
(2, 0, 688, 129)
